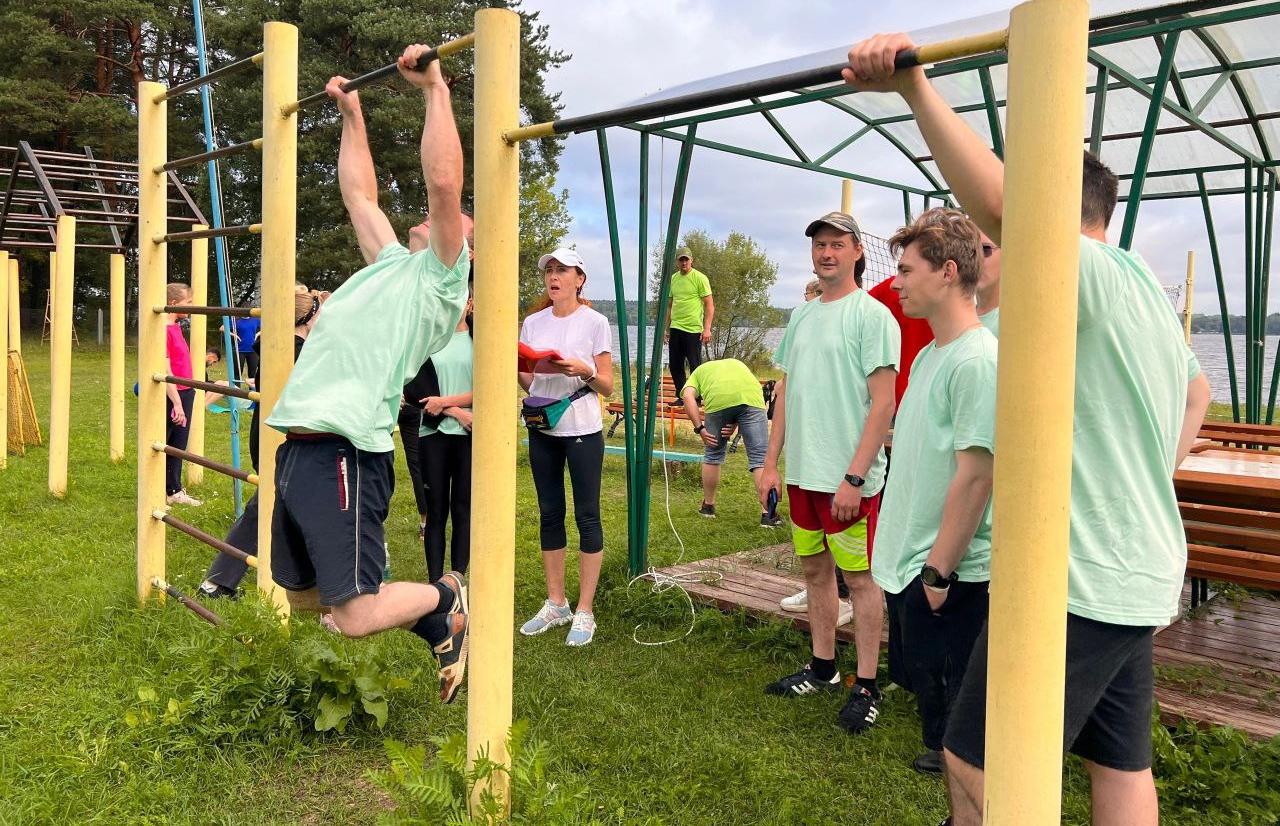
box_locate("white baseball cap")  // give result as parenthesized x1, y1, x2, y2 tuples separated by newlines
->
(537, 247, 587, 274)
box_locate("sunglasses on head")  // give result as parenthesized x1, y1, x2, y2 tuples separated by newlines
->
(981, 243, 998, 258)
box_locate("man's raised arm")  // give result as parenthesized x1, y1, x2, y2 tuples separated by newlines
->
(326, 77, 397, 265)
(398, 44, 465, 265)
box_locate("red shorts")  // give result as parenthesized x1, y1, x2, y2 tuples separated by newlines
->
(786, 485, 880, 568)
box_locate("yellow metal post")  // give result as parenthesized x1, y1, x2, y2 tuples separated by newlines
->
(840, 179, 853, 214)
(6, 256, 17, 354)
(137, 81, 169, 604)
(1184, 250, 1195, 346)
(186, 228, 209, 485)
(984, 1, 1088, 823)
(109, 253, 125, 462)
(48, 215, 76, 497)
(0, 251, 7, 469)
(257, 21, 298, 617)
(469, 7, 520, 811)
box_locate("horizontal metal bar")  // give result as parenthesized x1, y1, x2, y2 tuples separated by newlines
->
(0, 148, 134, 168)
(155, 223, 261, 243)
(283, 33, 476, 116)
(152, 373, 260, 401)
(152, 512, 258, 567)
(506, 28, 1008, 141)
(155, 304, 260, 318)
(151, 442, 259, 484)
(158, 139, 262, 173)
(0, 240, 124, 249)
(151, 576, 225, 625)
(154, 53, 264, 102)
(15, 166, 136, 182)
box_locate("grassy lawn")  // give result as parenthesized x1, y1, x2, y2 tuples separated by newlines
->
(0, 342, 1274, 824)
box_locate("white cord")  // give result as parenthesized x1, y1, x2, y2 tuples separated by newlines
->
(627, 396, 723, 646)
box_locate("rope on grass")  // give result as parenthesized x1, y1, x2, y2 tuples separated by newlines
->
(627, 397, 722, 647)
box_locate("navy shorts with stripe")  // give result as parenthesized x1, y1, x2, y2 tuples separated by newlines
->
(270, 436, 393, 605)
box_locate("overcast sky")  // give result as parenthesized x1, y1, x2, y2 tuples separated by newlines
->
(520, 0, 1268, 316)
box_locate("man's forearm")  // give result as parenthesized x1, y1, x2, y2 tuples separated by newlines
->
(338, 109, 378, 207)
(764, 380, 786, 466)
(848, 399, 893, 478)
(421, 84, 462, 209)
(926, 470, 993, 576)
(1176, 373, 1211, 469)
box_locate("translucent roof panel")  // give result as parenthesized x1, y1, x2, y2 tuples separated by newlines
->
(606, 1, 1280, 201)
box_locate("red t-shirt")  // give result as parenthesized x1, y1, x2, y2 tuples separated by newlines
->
(166, 324, 194, 387)
(867, 279, 933, 406)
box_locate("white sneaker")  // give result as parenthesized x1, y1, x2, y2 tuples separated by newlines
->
(519, 599, 573, 636)
(166, 490, 203, 506)
(565, 610, 596, 647)
(780, 589, 808, 612)
(838, 599, 854, 627)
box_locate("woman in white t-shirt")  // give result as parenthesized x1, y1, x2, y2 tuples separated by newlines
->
(517, 248, 613, 647)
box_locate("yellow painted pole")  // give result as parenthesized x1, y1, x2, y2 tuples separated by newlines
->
(984, 1, 1088, 823)
(46, 251, 55, 354)
(48, 216, 76, 497)
(109, 254, 125, 462)
(257, 21, 298, 618)
(0, 251, 8, 470)
(1184, 250, 1195, 346)
(840, 179, 853, 214)
(7, 256, 18, 355)
(137, 81, 169, 605)
(186, 228, 209, 485)
(469, 7, 520, 812)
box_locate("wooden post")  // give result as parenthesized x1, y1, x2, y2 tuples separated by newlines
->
(110, 254, 125, 462)
(186, 227, 209, 485)
(48, 215, 76, 497)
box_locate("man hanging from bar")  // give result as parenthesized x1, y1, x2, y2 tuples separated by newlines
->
(844, 32, 1211, 826)
(264, 44, 474, 704)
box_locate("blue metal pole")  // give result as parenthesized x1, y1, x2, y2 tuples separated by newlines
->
(192, 0, 244, 513)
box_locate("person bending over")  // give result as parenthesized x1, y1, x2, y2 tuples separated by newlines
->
(264, 45, 473, 704)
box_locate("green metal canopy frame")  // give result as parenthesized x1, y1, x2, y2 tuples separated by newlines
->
(540, 0, 1280, 575)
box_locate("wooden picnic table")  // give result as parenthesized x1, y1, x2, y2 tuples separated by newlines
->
(1176, 447, 1280, 511)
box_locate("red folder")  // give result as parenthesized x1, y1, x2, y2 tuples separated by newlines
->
(518, 341, 565, 374)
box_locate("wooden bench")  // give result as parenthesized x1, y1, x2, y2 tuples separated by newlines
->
(1180, 501, 1280, 607)
(1198, 421, 1280, 451)
(606, 374, 775, 448)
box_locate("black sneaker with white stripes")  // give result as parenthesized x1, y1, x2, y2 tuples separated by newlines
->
(837, 685, 881, 734)
(764, 665, 841, 697)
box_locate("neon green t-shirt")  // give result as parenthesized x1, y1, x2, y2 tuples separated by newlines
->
(268, 242, 470, 452)
(979, 306, 999, 337)
(772, 289, 899, 496)
(669, 268, 712, 333)
(1068, 235, 1201, 626)
(872, 327, 997, 595)
(419, 330, 473, 437)
(684, 358, 764, 414)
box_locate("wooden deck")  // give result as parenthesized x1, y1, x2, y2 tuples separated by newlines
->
(659, 547, 1280, 738)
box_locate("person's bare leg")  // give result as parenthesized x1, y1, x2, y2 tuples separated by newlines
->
(701, 463, 721, 506)
(846, 570, 883, 680)
(576, 551, 603, 614)
(1085, 761, 1157, 826)
(800, 551, 838, 660)
(329, 581, 441, 638)
(944, 748, 984, 826)
(542, 547, 568, 606)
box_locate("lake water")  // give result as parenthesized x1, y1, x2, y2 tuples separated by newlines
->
(609, 325, 1272, 405)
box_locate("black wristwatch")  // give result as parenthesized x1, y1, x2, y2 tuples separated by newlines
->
(921, 564, 958, 590)
(843, 473, 865, 488)
(694, 424, 706, 435)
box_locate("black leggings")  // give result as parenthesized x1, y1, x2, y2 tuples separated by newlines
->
(165, 388, 196, 494)
(668, 328, 704, 395)
(398, 406, 428, 517)
(420, 431, 472, 581)
(205, 491, 259, 590)
(527, 429, 604, 553)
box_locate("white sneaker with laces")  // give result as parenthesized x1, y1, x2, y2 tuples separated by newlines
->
(565, 610, 596, 647)
(519, 599, 573, 636)
(838, 599, 854, 627)
(780, 589, 808, 612)
(166, 490, 203, 506)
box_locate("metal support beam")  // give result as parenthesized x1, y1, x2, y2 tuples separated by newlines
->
(1118, 30, 1181, 250)
(978, 65, 1004, 159)
(752, 98, 810, 162)
(1089, 64, 1109, 158)
(814, 123, 874, 166)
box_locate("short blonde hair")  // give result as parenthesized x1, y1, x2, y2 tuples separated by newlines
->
(888, 208, 982, 296)
(166, 282, 191, 305)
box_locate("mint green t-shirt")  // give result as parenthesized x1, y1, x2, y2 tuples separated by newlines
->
(1068, 235, 1201, 626)
(872, 327, 997, 595)
(419, 330, 473, 437)
(979, 306, 999, 337)
(669, 268, 712, 333)
(772, 289, 899, 496)
(685, 358, 764, 414)
(268, 242, 470, 452)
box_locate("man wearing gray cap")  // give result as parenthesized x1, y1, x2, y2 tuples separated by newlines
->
(665, 248, 714, 395)
(758, 211, 899, 734)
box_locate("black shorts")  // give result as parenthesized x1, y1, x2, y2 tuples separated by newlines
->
(270, 435, 393, 605)
(943, 613, 1155, 772)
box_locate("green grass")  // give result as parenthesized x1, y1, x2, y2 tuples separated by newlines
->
(0, 342, 1271, 824)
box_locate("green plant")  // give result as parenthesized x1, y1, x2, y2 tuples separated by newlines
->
(371, 720, 593, 825)
(1152, 718, 1280, 824)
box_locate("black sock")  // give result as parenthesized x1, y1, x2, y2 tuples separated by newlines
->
(810, 656, 837, 682)
(855, 675, 879, 696)
(409, 613, 451, 647)
(430, 581, 456, 615)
